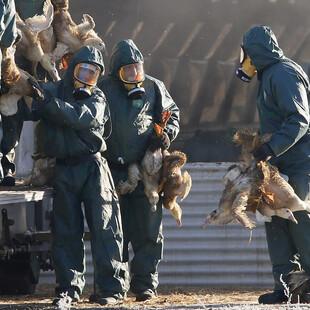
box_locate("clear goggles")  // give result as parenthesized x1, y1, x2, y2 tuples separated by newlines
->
(119, 62, 145, 84)
(73, 63, 101, 86)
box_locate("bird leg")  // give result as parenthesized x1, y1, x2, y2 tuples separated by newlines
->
(158, 177, 167, 193)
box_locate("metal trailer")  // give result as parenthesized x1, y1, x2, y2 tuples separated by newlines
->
(0, 186, 53, 294)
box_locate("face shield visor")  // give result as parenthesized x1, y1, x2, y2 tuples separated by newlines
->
(119, 62, 145, 84)
(119, 62, 146, 99)
(74, 63, 101, 86)
(73, 63, 101, 100)
(235, 45, 257, 83)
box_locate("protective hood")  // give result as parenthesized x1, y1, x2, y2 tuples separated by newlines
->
(62, 46, 104, 100)
(242, 25, 284, 73)
(109, 39, 144, 78)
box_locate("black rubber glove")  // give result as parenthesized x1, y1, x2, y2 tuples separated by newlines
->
(27, 77, 45, 105)
(252, 143, 274, 161)
(149, 132, 170, 152)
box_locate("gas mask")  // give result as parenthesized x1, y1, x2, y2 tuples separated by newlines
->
(119, 62, 145, 99)
(235, 45, 257, 83)
(73, 63, 101, 100)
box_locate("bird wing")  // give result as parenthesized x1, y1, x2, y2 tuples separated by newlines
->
(222, 166, 242, 185)
(179, 170, 192, 201)
(255, 210, 272, 223)
(217, 214, 235, 225)
(127, 163, 141, 185)
(143, 148, 162, 175)
(232, 191, 256, 229)
(25, 2, 54, 33)
(116, 163, 141, 195)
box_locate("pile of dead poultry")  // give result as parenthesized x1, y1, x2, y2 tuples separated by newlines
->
(1, 0, 107, 116)
(202, 128, 310, 229)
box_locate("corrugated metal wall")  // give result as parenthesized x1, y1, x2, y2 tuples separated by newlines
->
(40, 162, 274, 288)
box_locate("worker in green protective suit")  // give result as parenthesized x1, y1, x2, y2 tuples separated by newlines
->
(0, 0, 17, 181)
(26, 46, 126, 306)
(1, 0, 54, 186)
(98, 39, 180, 302)
(236, 25, 310, 304)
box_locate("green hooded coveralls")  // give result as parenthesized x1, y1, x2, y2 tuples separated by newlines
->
(243, 25, 310, 291)
(98, 39, 180, 294)
(29, 46, 126, 300)
(0, 0, 17, 179)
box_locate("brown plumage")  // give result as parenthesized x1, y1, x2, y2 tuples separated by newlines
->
(161, 150, 192, 227)
(202, 129, 310, 229)
(0, 46, 35, 115)
(51, 0, 107, 63)
(116, 149, 192, 227)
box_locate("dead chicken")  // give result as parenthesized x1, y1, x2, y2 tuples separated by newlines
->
(15, 2, 60, 81)
(51, 0, 107, 64)
(202, 129, 310, 229)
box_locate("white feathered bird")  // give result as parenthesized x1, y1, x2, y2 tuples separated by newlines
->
(15, 1, 60, 81)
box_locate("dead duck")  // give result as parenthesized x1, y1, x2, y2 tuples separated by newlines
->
(26, 0, 56, 57)
(161, 150, 192, 227)
(202, 129, 310, 229)
(51, 0, 107, 63)
(115, 149, 162, 213)
(116, 112, 171, 211)
(15, 2, 60, 82)
(116, 111, 192, 226)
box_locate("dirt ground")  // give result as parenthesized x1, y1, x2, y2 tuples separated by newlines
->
(0, 284, 310, 310)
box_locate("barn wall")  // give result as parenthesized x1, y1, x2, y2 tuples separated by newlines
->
(39, 163, 274, 288)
